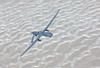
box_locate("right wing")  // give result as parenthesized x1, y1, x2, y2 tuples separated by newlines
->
(20, 35, 41, 57)
(43, 10, 60, 32)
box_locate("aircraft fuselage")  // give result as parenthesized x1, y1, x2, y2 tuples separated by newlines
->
(32, 31, 53, 37)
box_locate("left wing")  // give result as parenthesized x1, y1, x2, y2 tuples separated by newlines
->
(20, 35, 41, 57)
(43, 10, 60, 32)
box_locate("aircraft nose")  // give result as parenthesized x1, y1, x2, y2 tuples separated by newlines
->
(51, 33, 53, 36)
(49, 33, 53, 37)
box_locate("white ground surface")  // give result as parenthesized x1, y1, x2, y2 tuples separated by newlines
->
(0, 0, 100, 68)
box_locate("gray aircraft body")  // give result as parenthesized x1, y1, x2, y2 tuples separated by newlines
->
(21, 10, 60, 56)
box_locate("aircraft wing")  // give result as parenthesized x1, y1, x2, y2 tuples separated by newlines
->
(43, 10, 60, 32)
(20, 35, 41, 56)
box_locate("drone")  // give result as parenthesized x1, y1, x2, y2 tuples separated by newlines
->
(21, 10, 60, 56)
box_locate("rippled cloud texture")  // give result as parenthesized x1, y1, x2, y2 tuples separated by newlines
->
(0, 0, 100, 68)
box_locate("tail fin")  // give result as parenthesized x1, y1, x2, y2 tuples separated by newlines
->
(31, 34, 34, 43)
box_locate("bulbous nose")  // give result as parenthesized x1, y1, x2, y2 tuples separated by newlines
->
(49, 33, 53, 37)
(51, 33, 53, 37)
